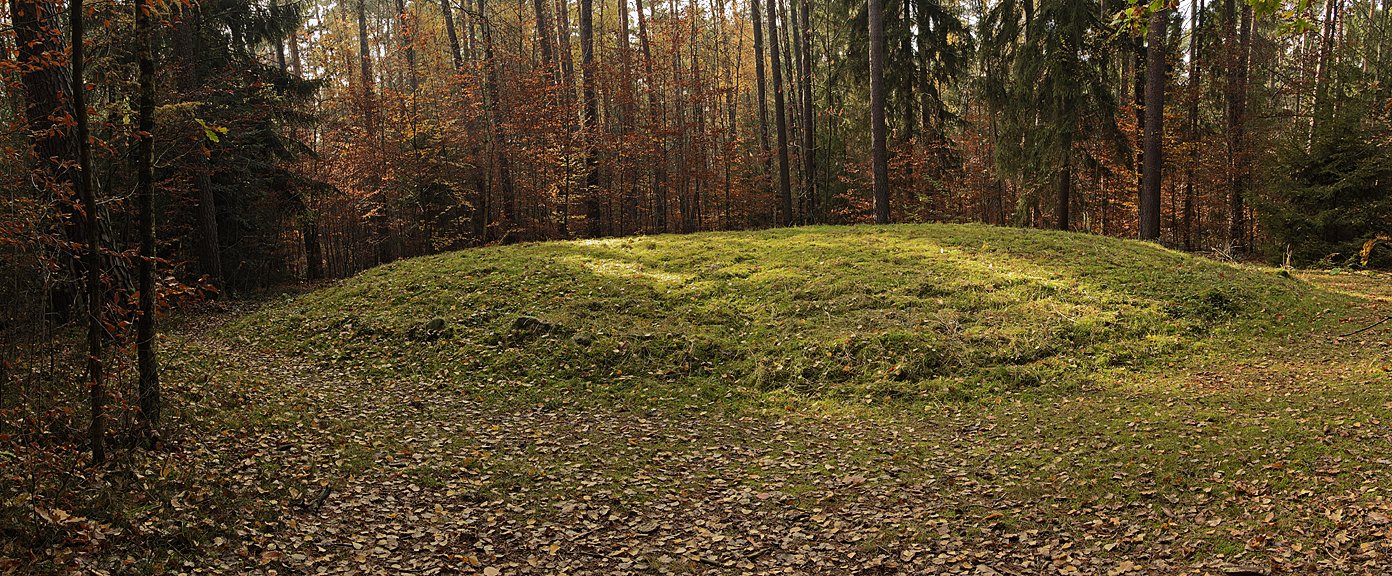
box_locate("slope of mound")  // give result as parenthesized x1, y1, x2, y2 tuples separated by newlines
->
(239, 224, 1343, 406)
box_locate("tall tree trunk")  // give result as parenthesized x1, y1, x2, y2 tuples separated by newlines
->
(786, 0, 806, 220)
(580, 0, 602, 236)
(70, 0, 105, 463)
(618, 0, 639, 234)
(556, 0, 576, 95)
(799, 0, 816, 222)
(533, 0, 556, 78)
(272, 3, 288, 71)
(669, 0, 690, 232)
(1133, 36, 1145, 215)
(1140, 6, 1167, 241)
(10, 0, 82, 315)
(171, 14, 224, 290)
(752, 0, 773, 199)
(395, 0, 419, 92)
(1224, 0, 1251, 249)
(900, 0, 914, 142)
(1183, 0, 1203, 250)
(555, 0, 575, 237)
(441, 0, 464, 69)
(134, 0, 161, 442)
(635, 0, 668, 232)
(767, 0, 793, 224)
(870, 0, 889, 224)
(357, 1, 377, 133)
(356, 0, 392, 262)
(284, 18, 323, 279)
(479, 0, 517, 236)
(1057, 150, 1071, 231)
(1310, 0, 1339, 141)
(915, 0, 933, 133)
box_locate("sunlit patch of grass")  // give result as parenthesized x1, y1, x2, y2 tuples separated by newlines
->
(238, 224, 1370, 414)
(201, 227, 1392, 569)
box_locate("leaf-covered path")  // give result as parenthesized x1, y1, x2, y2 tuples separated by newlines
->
(180, 291, 1392, 576)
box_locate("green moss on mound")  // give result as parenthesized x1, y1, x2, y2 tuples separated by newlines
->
(236, 224, 1344, 407)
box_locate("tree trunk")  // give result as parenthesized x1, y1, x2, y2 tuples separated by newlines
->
(580, 0, 602, 236)
(356, 0, 392, 262)
(915, 0, 933, 133)
(870, 0, 889, 224)
(1133, 36, 1145, 217)
(1183, 0, 1203, 250)
(1310, 0, 1338, 141)
(1140, 6, 1166, 241)
(799, 0, 816, 222)
(357, 1, 377, 133)
(10, 0, 82, 315)
(555, 0, 576, 96)
(395, 0, 419, 92)
(768, 0, 793, 225)
(479, 0, 517, 236)
(134, 0, 161, 443)
(171, 14, 224, 290)
(532, 0, 556, 77)
(900, 0, 914, 142)
(752, 0, 773, 199)
(1057, 151, 1071, 231)
(635, 0, 668, 232)
(618, 0, 639, 235)
(1224, 0, 1251, 249)
(70, 0, 105, 463)
(441, 0, 464, 69)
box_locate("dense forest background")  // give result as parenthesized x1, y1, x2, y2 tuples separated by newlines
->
(4, 0, 1390, 303)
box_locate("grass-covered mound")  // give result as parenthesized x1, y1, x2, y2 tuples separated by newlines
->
(238, 224, 1342, 407)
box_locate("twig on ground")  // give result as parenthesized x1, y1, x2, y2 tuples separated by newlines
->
(1339, 316, 1392, 338)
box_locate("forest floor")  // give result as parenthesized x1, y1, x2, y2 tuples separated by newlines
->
(16, 225, 1392, 575)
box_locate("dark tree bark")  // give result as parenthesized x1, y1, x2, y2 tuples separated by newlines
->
(395, 0, 419, 92)
(285, 22, 324, 280)
(555, 0, 576, 94)
(441, 0, 464, 69)
(272, 3, 288, 71)
(870, 0, 889, 224)
(1310, 0, 1340, 141)
(1057, 151, 1071, 231)
(751, 0, 772, 192)
(1140, 6, 1167, 241)
(580, 0, 602, 236)
(798, 0, 816, 222)
(171, 14, 224, 289)
(357, 1, 377, 133)
(357, 0, 393, 262)
(618, 0, 639, 234)
(134, 0, 161, 442)
(1183, 0, 1204, 250)
(479, 0, 517, 235)
(10, 0, 80, 314)
(635, 0, 668, 232)
(1224, 0, 1252, 249)
(532, 0, 556, 76)
(900, 0, 914, 142)
(1133, 36, 1145, 217)
(70, 0, 105, 463)
(767, 0, 793, 225)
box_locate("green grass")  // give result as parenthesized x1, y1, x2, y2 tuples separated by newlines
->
(211, 224, 1392, 569)
(236, 224, 1353, 411)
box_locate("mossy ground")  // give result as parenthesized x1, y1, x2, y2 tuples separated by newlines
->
(241, 224, 1358, 408)
(201, 224, 1392, 573)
